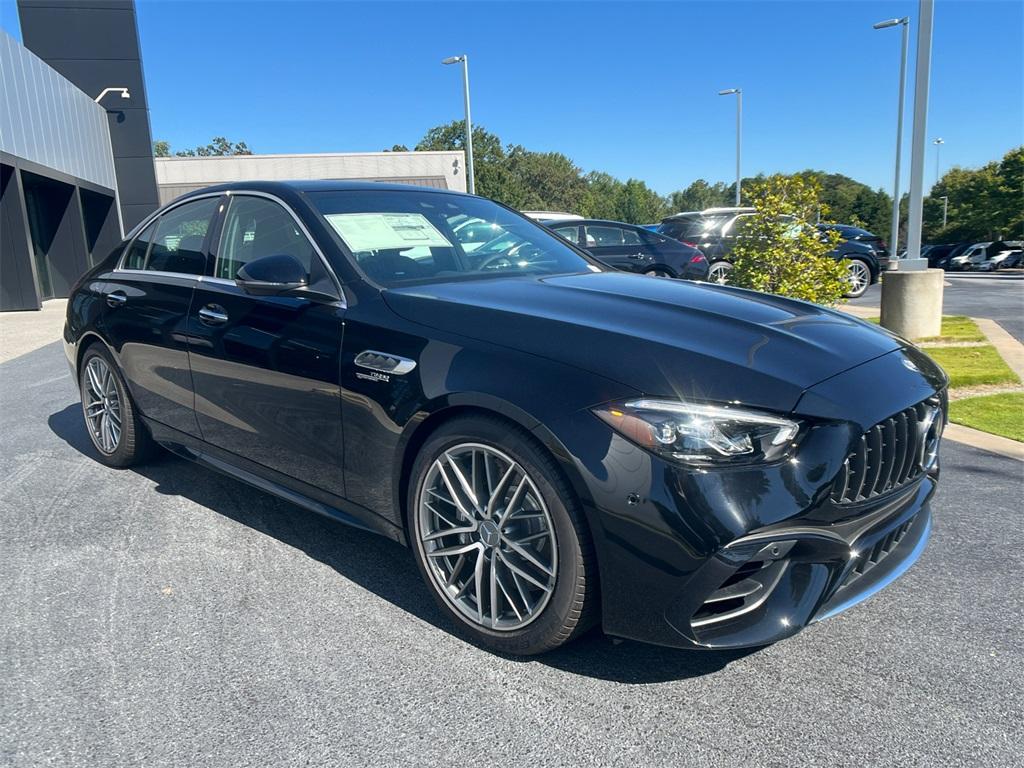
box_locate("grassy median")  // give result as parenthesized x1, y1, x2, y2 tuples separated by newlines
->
(867, 315, 986, 343)
(949, 393, 1024, 442)
(922, 346, 1021, 389)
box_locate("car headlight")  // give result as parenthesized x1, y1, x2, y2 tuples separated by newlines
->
(593, 399, 801, 465)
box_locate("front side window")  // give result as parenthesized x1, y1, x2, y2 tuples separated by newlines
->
(312, 190, 596, 287)
(216, 196, 315, 280)
(124, 197, 217, 274)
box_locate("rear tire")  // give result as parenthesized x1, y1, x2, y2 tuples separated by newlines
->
(406, 415, 597, 655)
(79, 344, 154, 467)
(644, 267, 675, 278)
(708, 260, 732, 285)
(843, 259, 872, 298)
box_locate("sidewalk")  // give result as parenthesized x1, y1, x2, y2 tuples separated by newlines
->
(0, 299, 68, 364)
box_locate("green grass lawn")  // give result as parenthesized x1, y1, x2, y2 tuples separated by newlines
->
(867, 315, 985, 342)
(921, 345, 1021, 389)
(949, 392, 1024, 442)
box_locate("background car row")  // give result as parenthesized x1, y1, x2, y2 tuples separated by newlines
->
(922, 240, 1023, 271)
(656, 207, 886, 298)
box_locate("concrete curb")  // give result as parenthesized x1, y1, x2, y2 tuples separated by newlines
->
(944, 423, 1024, 461)
(974, 317, 1024, 381)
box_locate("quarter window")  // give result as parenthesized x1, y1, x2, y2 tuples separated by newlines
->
(123, 197, 217, 274)
(552, 225, 580, 244)
(216, 196, 315, 280)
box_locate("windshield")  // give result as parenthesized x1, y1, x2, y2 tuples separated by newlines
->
(311, 190, 598, 286)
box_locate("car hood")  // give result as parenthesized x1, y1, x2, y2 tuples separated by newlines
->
(383, 272, 904, 412)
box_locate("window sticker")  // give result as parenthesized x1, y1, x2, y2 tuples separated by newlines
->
(325, 213, 453, 252)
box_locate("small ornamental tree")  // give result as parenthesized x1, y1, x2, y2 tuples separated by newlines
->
(727, 174, 849, 305)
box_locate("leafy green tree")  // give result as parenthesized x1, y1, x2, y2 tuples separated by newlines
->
(665, 179, 732, 213)
(171, 136, 253, 157)
(925, 147, 1023, 242)
(728, 174, 848, 305)
(152, 140, 170, 158)
(579, 172, 625, 220)
(615, 179, 668, 224)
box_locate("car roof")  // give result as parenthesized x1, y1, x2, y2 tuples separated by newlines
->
(181, 179, 473, 198)
(545, 218, 644, 228)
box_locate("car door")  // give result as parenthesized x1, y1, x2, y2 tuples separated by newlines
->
(100, 195, 220, 436)
(584, 224, 651, 272)
(186, 193, 348, 499)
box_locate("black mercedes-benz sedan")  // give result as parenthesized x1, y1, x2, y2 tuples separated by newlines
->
(64, 181, 947, 655)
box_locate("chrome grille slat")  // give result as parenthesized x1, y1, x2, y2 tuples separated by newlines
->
(830, 400, 935, 505)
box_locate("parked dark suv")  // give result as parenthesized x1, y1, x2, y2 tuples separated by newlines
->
(64, 181, 946, 655)
(547, 219, 709, 280)
(659, 208, 883, 298)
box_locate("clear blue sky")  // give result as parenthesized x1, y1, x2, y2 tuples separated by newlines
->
(2, 0, 1021, 194)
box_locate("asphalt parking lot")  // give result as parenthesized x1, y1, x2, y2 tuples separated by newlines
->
(2, 337, 1023, 767)
(851, 271, 1024, 343)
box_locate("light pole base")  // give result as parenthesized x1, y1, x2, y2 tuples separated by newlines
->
(880, 268, 944, 340)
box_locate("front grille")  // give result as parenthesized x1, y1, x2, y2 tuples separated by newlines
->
(830, 400, 939, 505)
(840, 516, 915, 589)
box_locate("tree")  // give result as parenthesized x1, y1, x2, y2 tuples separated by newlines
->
(152, 140, 170, 158)
(728, 174, 848, 305)
(665, 179, 731, 214)
(167, 136, 253, 157)
(925, 146, 1023, 242)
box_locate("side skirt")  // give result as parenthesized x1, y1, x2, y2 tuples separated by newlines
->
(145, 418, 406, 545)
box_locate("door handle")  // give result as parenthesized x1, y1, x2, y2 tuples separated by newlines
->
(198, 304, 229, 325)
(628, 253, 646, 259)
(106, 291, 127, 308)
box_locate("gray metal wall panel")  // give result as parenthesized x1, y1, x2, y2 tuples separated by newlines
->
(19, 0, 160, 231)
(0, 30, 117, 191)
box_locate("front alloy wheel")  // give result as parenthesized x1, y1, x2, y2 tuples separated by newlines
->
(408, 416, 597, 654)
(844, 259, 871, 298)
(417, 443, 557, 630)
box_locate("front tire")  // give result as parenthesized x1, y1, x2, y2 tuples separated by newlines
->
(644, 266, 675, 278)
(79, 344, 153, 467)
(843, 258, 872, 298)
(407, 415, 597, 655)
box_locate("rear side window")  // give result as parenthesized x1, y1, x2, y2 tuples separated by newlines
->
(622, 229, 642, 246)
(215, 196, 315, 280)
(585, 225, 624, 246)
(122, 197, 217, 274)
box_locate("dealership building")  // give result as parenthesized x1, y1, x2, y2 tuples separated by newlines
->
(1, 0, 465, 312)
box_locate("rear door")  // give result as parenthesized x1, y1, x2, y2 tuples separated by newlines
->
(584, 224, 652, 272)
(100, 195, 220, 436)
(186, 193, 347, 499)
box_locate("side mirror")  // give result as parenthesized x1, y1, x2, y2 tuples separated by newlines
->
(236, 254, 308, 296)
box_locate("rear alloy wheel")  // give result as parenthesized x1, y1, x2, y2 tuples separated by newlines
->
(708, 260, 732, 285)
(644, 267, 674, 278)
(408, 417, 596, 654)
(79, 345, 153, 467)
(844, 259, 871, 298)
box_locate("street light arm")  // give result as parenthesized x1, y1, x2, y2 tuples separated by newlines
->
(94, 87, 130, 103)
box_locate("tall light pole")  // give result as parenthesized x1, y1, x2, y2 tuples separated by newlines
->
(873, 17, 909, 260)
(904, 0, 936, 268)
(718, 88, 742, 205)
(932, 137, 944, 186)
(940, 195, 948, 228)
(442, 55, 475, 195)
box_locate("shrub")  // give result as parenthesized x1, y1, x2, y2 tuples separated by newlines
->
(727, 174, 849, 305)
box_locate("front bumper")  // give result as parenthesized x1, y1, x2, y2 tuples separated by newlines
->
(554, 346, 946, 650)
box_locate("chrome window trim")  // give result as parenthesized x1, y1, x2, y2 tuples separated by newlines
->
(113, 189, 346, 308)
(216, 190, 346, 307)
(115, 191, 225, 274)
